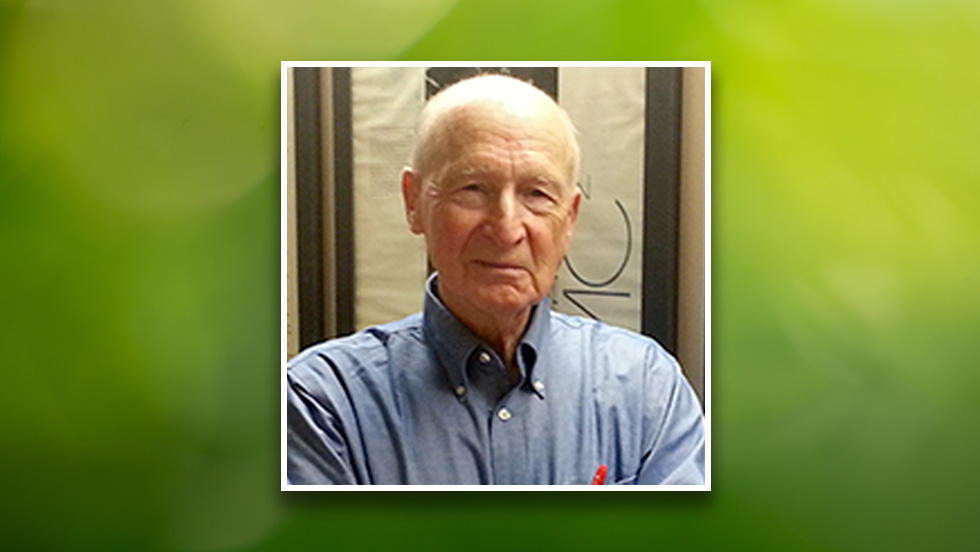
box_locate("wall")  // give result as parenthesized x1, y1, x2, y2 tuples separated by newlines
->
(678, 66, 707, 405)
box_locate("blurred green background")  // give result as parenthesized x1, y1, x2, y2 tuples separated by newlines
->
(2, 0, 980, 550)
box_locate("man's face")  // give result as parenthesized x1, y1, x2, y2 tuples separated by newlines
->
(404, 104, 580, 321)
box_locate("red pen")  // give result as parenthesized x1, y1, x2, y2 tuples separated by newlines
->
(591, 464, 608, 485)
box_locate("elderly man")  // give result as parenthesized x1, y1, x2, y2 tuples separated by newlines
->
(287, 74, 704, 485)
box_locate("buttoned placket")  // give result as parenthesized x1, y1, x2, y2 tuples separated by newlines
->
(423, 273, 570, 484)
(478, 343, 547, 485)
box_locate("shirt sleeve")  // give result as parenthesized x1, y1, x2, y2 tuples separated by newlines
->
(286, 369, 359, 485)
(635, 348, 706, 485)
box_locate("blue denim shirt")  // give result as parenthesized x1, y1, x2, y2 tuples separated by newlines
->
(287, 275, 705, 485)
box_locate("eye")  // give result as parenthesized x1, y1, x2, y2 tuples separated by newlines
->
(452, 179, 487, 194)
(449, 182, 488, 209)
(523, 187, 556, 204)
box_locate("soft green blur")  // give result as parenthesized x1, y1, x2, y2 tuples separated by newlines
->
(2, 0, 980, 550)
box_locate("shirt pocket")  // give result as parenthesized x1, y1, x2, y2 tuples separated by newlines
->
(560, 473, 638, 485)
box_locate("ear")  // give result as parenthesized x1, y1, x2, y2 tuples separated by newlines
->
(569, 190, 582, 226)
(565, 190, 582, 241)
(402, 167, 424, 234)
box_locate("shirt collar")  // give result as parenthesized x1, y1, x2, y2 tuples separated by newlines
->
(422, 273, 551, 399)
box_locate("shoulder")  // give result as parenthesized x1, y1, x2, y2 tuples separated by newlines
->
(546, 311, 689, 405)
(549, 311, 679, 371)
(287, 313, 424, 388)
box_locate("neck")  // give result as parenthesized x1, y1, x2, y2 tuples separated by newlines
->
(472, 311, 528, 379)
(437, 286, 532, 384)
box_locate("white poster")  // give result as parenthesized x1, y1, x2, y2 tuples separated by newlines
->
(351, 67, 428, 329)
(554, 67, 646, 332)
(350, 67, 648, 333)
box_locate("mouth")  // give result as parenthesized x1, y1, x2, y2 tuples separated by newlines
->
(475, 260, 526, 272)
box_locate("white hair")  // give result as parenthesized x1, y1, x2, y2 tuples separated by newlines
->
(410, 73, 581, 187)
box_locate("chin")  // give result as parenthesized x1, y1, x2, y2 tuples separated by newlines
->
(473, 285, 541, 315)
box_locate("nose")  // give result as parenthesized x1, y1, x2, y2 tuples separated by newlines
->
(483, 190, 526, 246)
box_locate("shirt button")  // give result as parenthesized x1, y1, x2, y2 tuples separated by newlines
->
(454, 385, 466, 397)
(478, 351, 492, 364)
(533, 380, 545, 392)
(497, 408, 512, 421)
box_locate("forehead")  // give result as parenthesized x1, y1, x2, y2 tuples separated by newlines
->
(432, 103, 571, 178)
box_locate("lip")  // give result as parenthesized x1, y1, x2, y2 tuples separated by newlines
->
(475, 261, 526, 271)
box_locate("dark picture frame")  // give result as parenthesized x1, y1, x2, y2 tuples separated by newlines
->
(293, 66, 684, 355)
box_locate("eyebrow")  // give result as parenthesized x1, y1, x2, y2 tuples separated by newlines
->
(438, 160, 567, 190)
(456, 167, 495, 179)
(526, 175, 560, 187)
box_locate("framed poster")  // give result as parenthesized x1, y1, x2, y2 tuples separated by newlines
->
(293, 66, 690, 357)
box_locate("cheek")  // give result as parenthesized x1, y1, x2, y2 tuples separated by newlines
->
(526, 231, 562, 273)
(425, 208, 474, 262)
(541, 217, 574, 257)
